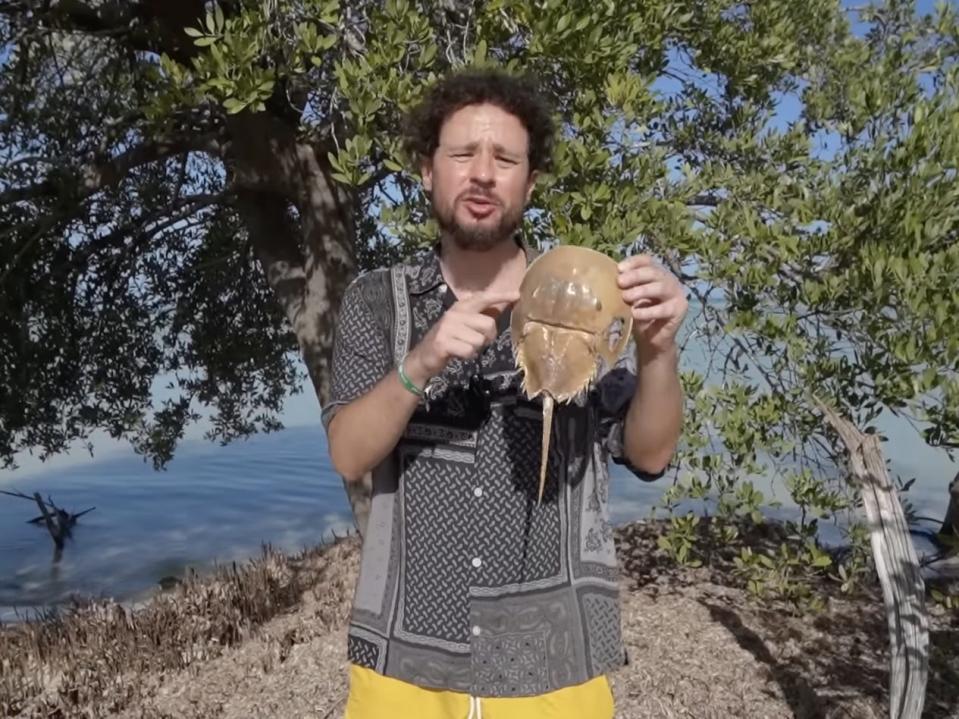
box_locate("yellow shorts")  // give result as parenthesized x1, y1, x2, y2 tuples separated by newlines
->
(343, 664, 615, 719)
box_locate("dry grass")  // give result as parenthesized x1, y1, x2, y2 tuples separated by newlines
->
(0, 535, 360, 717)
(611, 521, 959, 719)
(2, 521, 956, 719)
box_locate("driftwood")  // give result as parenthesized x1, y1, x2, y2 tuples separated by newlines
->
(0, 489, 95, 562)
(27, 505, 96, 526)
(817, 402, 928, 719)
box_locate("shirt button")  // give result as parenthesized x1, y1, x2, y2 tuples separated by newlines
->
(472, 625, 481, 636)
(473, 487, 483, 498)
(472, 557, 483, 568)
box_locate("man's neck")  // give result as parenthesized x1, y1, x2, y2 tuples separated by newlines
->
(438, 236, 526, 297)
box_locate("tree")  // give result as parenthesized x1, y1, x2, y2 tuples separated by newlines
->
(1, 0, 957, 547)
(0, 0, 463, 528)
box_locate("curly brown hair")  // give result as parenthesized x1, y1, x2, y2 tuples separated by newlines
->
(403, 67, 555, 174)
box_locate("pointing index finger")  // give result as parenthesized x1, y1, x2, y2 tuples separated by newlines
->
(458, 289, 520, 316)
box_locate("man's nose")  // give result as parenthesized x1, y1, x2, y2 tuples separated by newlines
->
(469, 151, 495, 184)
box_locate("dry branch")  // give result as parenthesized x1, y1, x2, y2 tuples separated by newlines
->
(0, 489, 96, 562)
(816, 400, 929, 719)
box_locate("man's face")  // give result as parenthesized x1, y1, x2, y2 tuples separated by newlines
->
(421, 102, 538, 252)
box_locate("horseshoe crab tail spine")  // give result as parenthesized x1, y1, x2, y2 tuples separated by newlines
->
(538, 395, 554, 504)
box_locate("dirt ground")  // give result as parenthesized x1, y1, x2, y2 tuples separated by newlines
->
(5, 521, 958, 719)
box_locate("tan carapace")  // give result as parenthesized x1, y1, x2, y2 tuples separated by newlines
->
(511, 245, 634, 503)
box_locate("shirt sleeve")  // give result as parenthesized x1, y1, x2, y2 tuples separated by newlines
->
(321, 272, 393, 433)
(595, 340, 667, 482)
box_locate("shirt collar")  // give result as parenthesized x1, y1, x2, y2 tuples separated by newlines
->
(405, 235, 540, 296)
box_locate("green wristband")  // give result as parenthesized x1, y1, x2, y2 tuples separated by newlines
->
(398, 353, 425, 397)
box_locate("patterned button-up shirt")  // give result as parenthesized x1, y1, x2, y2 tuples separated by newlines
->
(321, 239, 662, 698)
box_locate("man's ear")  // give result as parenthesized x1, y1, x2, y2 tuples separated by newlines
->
(421, 157, 433, 192)
(525, 169, 540, 202)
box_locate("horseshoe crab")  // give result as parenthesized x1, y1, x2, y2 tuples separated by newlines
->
(511, 245, 633, 503)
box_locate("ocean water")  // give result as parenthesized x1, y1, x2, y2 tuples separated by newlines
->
(0, 412, 952, 623)
(0, 426, 355, 623)
(0, 424, 676, 623)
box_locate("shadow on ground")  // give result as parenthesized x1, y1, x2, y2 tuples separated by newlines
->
(702, 593, 959, 719)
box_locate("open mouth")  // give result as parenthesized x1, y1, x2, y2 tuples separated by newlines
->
(461, 195, 499, 218)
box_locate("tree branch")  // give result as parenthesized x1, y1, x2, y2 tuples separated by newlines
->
(0, 134, 224, 206)
(0, 191, 227, 286)
(1, 0, 209, 64)
(83, 191, 227, 257)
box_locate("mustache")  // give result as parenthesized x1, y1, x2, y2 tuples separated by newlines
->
(457, 189, 501, 204)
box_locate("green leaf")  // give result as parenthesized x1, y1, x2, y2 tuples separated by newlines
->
(327, 152, 345, 174)
(184, 27, 204, 38)
(474, 39, 487, 64)
(317, 34, 338, 51)
(223, 97, 247, 114)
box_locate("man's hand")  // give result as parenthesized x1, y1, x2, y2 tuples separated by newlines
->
(404, 289, 519, 383)
(617, 255, 688, 358)
(326, 287, 518, 482)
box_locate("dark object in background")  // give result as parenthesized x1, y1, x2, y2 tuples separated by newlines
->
(0, 488, 95, 562)
(940, 471, 959, 540)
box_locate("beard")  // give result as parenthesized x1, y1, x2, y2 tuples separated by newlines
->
(433, 190, 524, 252)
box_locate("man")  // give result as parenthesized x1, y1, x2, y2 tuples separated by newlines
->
(323, 67, 686, 719)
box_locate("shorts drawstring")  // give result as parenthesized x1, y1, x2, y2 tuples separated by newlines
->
(466, 695, 483, 719)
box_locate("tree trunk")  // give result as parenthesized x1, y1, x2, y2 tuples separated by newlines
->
(228, 112, 372, 537)
(817, 401, 928, 719)
(290, 142, 374, 539)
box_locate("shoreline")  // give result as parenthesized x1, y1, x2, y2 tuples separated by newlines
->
(2, 518, 957, 718)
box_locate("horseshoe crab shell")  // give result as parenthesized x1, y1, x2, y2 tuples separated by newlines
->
(510, 245, 633, 503)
